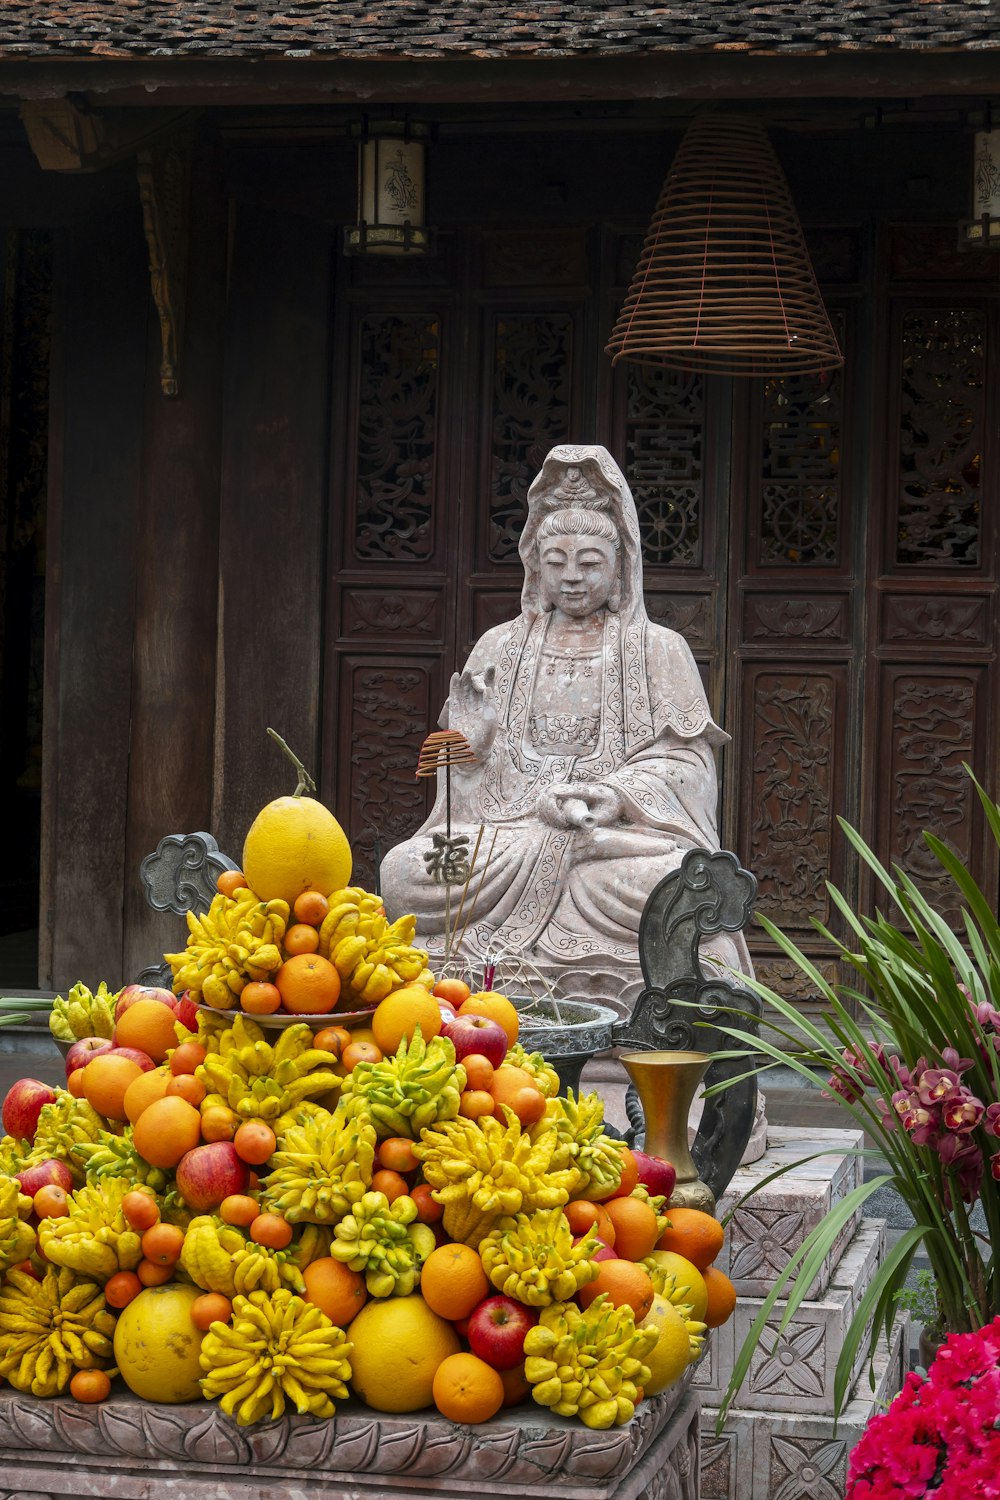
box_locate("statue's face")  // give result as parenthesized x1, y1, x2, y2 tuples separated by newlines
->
(539, 533, 618, 618)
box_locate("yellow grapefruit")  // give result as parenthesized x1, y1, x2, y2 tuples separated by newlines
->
(242, 794, 352, 908)
(644, 1250, 709, 1324)
(348, 1294, 461, 1412)
(640, 1293, 697, 1394)
(113, 1283, 205, 1403)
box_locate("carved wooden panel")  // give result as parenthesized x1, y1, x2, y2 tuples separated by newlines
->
(482, 229, 588, 287)
(340, 588, 444, 643)
(742, 592, 849, 644)
(624, 363, 704, 568)
(880, 591, 991, 648)
(337, 657, 439, 890)
(893, 306, 985, 569)
(889, 224, 1000, 283)
(741, 667, 849, 933)
(644, 592, 715, 650)
(353, 312, 441, 563)
(471, 588, 521, 643)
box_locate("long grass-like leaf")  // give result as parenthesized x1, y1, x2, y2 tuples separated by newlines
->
(832, 1224, 926, 1412)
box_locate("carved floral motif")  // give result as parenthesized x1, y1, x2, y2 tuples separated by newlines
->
(750, 1324, 827, 1399)
(342, 590, 441, 638)
(625, 363, 703, 567)
(745, 596, 845, 641)
(644, 593, 712, 648)
(348, 667, 434, 888)
(883, 594, 987, 644)
(766, 1433, 845, 1500)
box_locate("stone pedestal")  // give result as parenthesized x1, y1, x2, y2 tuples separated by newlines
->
(0, 1379, 701, 1500)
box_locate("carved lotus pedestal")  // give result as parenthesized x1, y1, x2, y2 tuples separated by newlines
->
(0, 1375, 700, 1500)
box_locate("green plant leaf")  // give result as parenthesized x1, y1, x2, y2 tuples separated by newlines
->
(832, 1223, 925, 1411)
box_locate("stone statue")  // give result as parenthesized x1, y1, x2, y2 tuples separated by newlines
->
(379, 443, 752, 1009)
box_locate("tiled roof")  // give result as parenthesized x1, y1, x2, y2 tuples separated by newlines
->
(0, 1, 997, 59)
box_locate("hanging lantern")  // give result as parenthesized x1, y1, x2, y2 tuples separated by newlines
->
(962, 129, 1000, 247)
(605, 113, 842, 377)
(343, 120, 434, 256)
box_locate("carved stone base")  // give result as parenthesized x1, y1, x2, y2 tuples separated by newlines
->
(0, 1381, 701, 1500)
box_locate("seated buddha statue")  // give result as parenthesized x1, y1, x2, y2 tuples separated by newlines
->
(379, 443, 751, 1006)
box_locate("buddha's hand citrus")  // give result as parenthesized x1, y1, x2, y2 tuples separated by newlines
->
(344, 1027, 465, 1140)
(263, 1095, 376, 1224)
(196, 1015, 343, 1125)
(523, 1292, 657, 1429)
(0, 1265, 116, 1397)
(329, 1189, 436, 1297)
(0, 1175, 36, 1272)
(479, 1208, 601, 1306)
(531, 1090, 626, 1199)
(165, 890, 289, 1007)
(38, 1179, 144, 1283)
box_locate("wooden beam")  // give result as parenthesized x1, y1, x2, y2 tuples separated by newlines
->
(137, 132, 192, 397)
(19, 98, 199, 172)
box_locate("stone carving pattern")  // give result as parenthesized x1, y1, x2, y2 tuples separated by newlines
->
(349, 667, 433, 889)
(896, 308, 984, 568)
(750, 1322, 828, 1400)
(746, 596, 844, 640)
(889, 676, 975, 922)
(729, 1204, 806, 1281)
(758, 339, 843, 567)
(767, 1433, 846, 1500)
(644, 593, 712, 647)
(699, 1431, 736, 1500)
(139, 832, 239, 917)
(488, 313, 572, 563)
(625, 363, 703, 567)
(749, 674, 835, 928)
(635, 1422, 700, 1500)
(343, 590, 440, 638)
(355, 313, 439, 562)
(883, 594, 987, 644)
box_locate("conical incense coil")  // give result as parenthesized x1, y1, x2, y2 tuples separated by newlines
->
(606, 113, 842, 377)
(415, 730, 476, 778)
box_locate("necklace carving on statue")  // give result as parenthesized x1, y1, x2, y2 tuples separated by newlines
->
(542, 644, 600, 686)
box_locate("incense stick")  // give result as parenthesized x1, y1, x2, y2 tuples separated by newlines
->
(453, 827, 498, 962)
(445, 823, 484, 963)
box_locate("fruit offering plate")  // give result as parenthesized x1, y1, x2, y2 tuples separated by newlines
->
(193, 1003, 377, 1030)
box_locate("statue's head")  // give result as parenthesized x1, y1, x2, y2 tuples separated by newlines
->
(519, 445, 645, 624)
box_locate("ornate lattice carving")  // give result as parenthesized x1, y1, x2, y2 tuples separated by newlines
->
(888, 675, 976, 921)
(896, 308, 984, 568)
(749, 674, 836, 928)
(624, 364, 703, 567)
(487, 313, 573, 563)
(758, 341, 843, 567)
(882, 593, 988, 645)
(354, 314, 439, 561)
(347, 666, 435, 890)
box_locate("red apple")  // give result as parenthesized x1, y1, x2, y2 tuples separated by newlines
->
(631, 1149, 677, 1203)
(436, 1000, 457, 1025)
(63, 1036, 114, 1078)
(2, 1079, 57, 1142)
(443, 1014, 508, 1069)
(173, 992, 198, 1032)
(115, 984, 176, 1022)
(107, 1047, 156, 1072)
(16, 1158, 74, 1198)
(467, 1295, 539, 1370)
(175, 1142, 250, 1211)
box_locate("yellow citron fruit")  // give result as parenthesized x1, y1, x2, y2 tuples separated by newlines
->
(372, 986, 442, 1056)
(645, 1250, 709, 1324)
(640, 1293, 697, 1394)
(241, 731, 352, 906)
(113, 1283, 205, 1404)
(348, 1293, 461, 1413)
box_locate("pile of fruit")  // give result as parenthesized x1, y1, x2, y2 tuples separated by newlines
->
(2, 774, 736, 1431)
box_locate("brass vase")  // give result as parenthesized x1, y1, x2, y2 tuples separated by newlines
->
(620, 1049, 715, 1214)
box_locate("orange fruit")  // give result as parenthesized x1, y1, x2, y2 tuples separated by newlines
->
(123, 1066, 172, 1124)
(489, 1065, 535, 1116)
(233, 1120, 276, 1166)
(104, 1270, 143, 1309)
(121, 1190, 160, 1232)
(293, 890, 330, 926)
(82, 1053, 144, 1122)
(67, 1067, 86, 1098)
(249, 1213, 293, 1250)
(341, 1040, 381, 1071)
(654, 1206, 725, 1270)
(136, 1258, 174, 1287)
(115, 999, 181, 1064)
(240, 981, 282, 1016)
(499, 1361, 531, 1407)
(371, 987, 442, 1056)
(219, 1194, 260, 1228)
(509, 1086, 546, 1126)
(420, 1243, 489, 1321)
(217, 869, 248, 898)
(377, 1138, 420, 1174)
(462, 1054, 494, 1091)
(274, 953, 341, 1015)
(702, 1266, 738, 1328)
(302, 1257, 368, 1326)
(200, 1105, 238, 1142)
(141, 1222, 185, 1267)
(371, 1169, 409, 1203)
(133, 1095, 202, 1169)
(432, 1351, 504, 1424)
(166, 1074, 206, 1108)
(314, 1025, 351, 1055)
(70, 1369, 111, 1404)
(433, 977, 472, 1006)
(410, 1184, 443, 1224)
(578, 1259, 655, 1321)
(458, 992, 519, 1047)
(564, 1200, 616, 1247)
(460, 1090, 495, 1120)
(191, 1292, 233, 1330)
(169, 1042, 206, 1076)
(283, 923, 320, 956)
(603, 1196, 660, 1262)
(34, 1184, 69, 1219)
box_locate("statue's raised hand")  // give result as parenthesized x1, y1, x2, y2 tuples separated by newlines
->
(446, 667, 498, 761)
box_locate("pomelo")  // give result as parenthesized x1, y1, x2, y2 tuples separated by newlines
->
(242, 795, 352, 907)
(113, 1283, 205, 1403)
(640, 1293, 696, 1394)
(348, 1293, 460, 1412)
